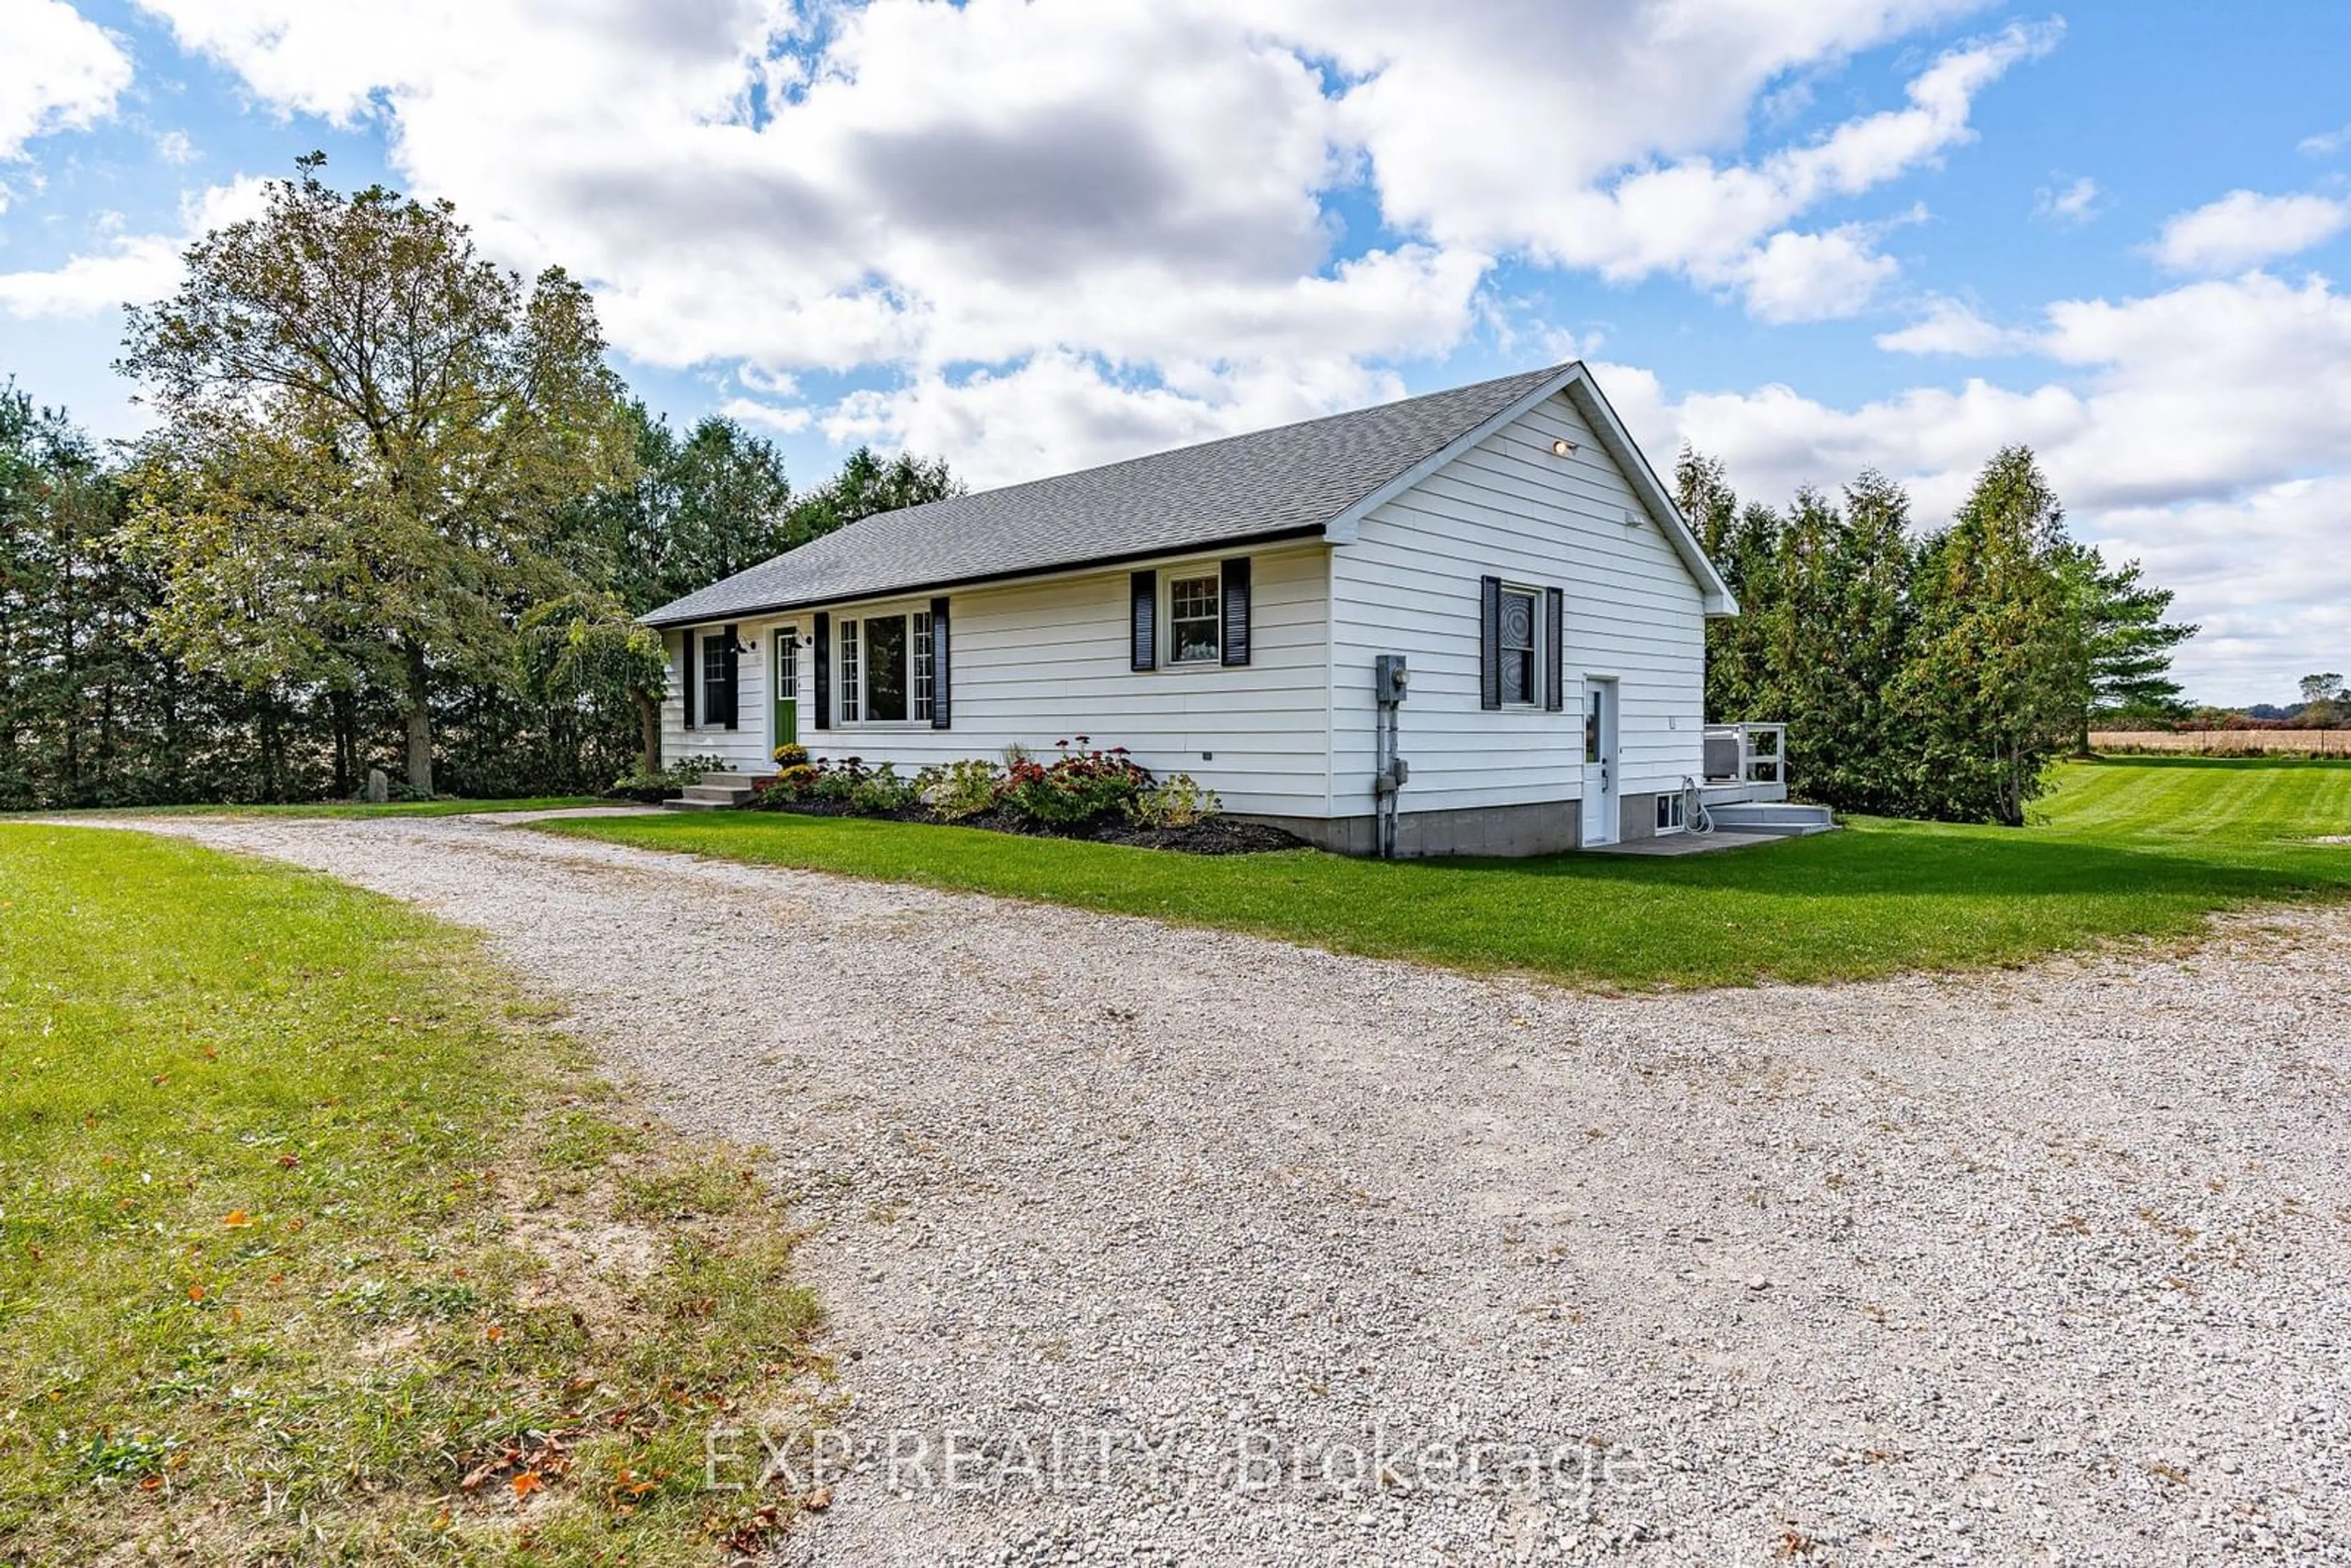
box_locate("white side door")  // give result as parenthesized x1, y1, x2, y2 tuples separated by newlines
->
(1580, 678, 1619, 847)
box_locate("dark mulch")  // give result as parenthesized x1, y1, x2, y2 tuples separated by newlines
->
(749, 797, 1304, 855)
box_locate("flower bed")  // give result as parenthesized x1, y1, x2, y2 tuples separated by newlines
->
(747, 739, 1302, 855)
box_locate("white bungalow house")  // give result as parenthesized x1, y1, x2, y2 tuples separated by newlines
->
(642, 362, 1794, 857)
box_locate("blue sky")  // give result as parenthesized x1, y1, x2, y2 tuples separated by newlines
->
(6, 0, 2350, 702)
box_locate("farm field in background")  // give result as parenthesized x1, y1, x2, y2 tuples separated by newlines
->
(2091, 730, 2351, 756)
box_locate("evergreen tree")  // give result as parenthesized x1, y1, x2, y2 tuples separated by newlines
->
(1896, 446, 2078, 825)
(2056, 546, 2198, 746)
(1822, 471, 1920, 814)
(1677, 444, 1783, 725)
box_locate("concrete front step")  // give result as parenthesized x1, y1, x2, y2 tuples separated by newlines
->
(662, 774, 760, 811)
(1702, 801, 1834, 836)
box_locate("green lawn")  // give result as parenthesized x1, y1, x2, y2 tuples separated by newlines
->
(0, 826, 822, 1564)
(536, 757, 2351, 989)
(47, 794, 610, 820)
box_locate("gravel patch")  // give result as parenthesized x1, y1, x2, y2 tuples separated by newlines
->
(92, 815, 2351, 1564)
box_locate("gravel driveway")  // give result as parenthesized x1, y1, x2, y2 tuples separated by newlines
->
(108, 814, 2350, 1565)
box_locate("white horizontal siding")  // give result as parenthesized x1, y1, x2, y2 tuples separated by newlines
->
(664, 545, 1333, 816)
(660, 624, 771, 773)
(1330, 391, 1707, 816)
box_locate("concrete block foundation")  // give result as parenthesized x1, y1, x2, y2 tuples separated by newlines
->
(1239, 789, 1674, 858)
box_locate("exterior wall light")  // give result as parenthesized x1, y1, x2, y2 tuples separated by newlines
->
(1550, 438, 1576, 458)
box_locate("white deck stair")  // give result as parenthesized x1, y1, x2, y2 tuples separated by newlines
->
(662, 771, 763, 811)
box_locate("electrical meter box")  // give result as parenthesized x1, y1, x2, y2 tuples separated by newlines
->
(1374, 654, 1410, 703)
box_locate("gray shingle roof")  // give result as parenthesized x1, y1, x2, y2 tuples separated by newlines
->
(642, 363, 1574, 626)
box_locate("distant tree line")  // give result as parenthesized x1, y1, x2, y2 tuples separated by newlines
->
(0, 159, 956, 810)
(2191, 674, 2348, 730)
(1680, 446, 2197, 825)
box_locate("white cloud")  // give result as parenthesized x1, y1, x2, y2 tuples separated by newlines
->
(1734, 226, 1902, 323)
(0, 0, 133, 158)
(121, 0, 2041, 469)
(824, 351, 1415, 489)
(1310, 15, 2053, 318)
(1619, 268, 2351, 700)
(2150, 189, 2351, 273)
(717, 396, 811, 437)
(0, 178, 269, 318)
(155, 129, 198, 165)
(2034, 174, 2102, 224)
(1873, 296, 2030, 355)
(2298, 124, 2351, 157)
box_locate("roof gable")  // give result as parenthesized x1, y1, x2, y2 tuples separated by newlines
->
(1324, 366, 1735, 616)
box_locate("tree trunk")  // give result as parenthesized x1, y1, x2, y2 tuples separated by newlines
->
(329, 687, 356, 798)
(402, 639, 435, 796)
(1997, 735, 2026, 828)
(258, 692, 282, 803)
(632, 689, 661, 775)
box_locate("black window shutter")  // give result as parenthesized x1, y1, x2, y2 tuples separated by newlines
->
(721, 624, 740, 729)
(1479, 576, 1502, 711)
(1544, 587, 1565, 711)
(930, 596, 952, 729)
(812, 612, 831, 730)
(681, 631, 697, 729)
(1220, 557, 1251, 667)
(1130, 570, 1157, 671)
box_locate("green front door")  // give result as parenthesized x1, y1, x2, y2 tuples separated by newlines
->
(772, 628, 800, 752)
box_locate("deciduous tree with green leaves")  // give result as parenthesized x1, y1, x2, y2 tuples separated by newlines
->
(119, 154, 635, 793)
(2300, 672, 2347, 727)
(786, 444, 962, 545)
(515, 590, 670, 776)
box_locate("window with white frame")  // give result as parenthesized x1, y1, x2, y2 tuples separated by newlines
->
(839, 618, 861, 723)
(864, 615, 909, 721)
(911, 610, 934, 721)
(699, 634, 730, 727)
(1168, 569, 1221, 664)
(1498, 586, 1539, 705)
(838, 608, 934, 724)
(776, 627, 798, 699)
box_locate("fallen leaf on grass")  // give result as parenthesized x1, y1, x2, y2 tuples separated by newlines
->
(511, 1470, 544, 1499)
(222, 1211, 252, 1228)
